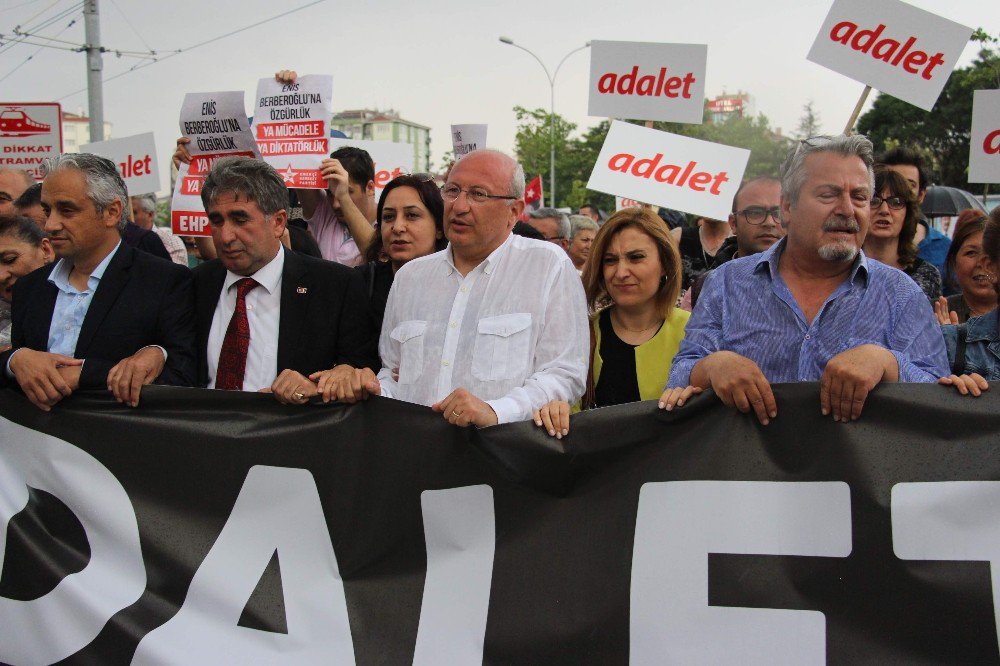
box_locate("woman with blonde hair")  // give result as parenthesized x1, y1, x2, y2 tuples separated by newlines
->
(533, 207, 688, 437)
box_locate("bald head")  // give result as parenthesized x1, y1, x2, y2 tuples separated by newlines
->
(0, 169, 35, 216)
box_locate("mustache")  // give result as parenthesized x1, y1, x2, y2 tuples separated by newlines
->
(822, 215, 860, 233)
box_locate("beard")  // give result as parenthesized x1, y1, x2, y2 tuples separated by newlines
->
(817, 215, 861, 263)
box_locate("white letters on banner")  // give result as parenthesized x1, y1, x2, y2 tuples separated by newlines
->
(630, 481, 852, 665)
(0, 102, 62, 180)
(892, 482, 1000, 648)
(806, 0, 973, 111)
(253, 75, 333, 189)
(588, 120, 749, 220)
(588, 41, 707, 124)
(451, 124, 488, 160)
(132, 465, 357, 665)
(170, 91, 260, 237)
(82, 132, 160, 195)
(327, 138, 415, 199)
(969, 90, 1000, 184)
(0, 419, 145, 665)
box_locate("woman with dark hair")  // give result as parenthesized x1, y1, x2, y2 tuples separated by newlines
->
(863, 168, 942, 301)
(355, 174, 446, 337)
(532, 207, 688, 437)
(939, 206, 1000, 395)
(0, 214, 54, 348)
(934, 210, 995, 324)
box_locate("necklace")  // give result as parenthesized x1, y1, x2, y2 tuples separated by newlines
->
(611, 310, 663, 334)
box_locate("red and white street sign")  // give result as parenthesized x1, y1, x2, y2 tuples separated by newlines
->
(0, 102, 62, 180)
(588, 41, 707, 124)
(806, 0, 972, 111)
(253, 74, 333, 189)
(969, 90, 1000, 184)
(588, 121, 748, 221)
(82, 132, 159, 195)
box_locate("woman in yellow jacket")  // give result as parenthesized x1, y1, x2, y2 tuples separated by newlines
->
(534, 206, 688, 438)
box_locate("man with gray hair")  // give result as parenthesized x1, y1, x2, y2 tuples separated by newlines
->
(193, 155, 374, 402)
(131, 193, 187, 265)
(662, 134, 948, 424)
(330, 149, 589, 427)
(567, 214, 598, 273)
(0, 153, 196, 410)
(526, 207, 571, 250)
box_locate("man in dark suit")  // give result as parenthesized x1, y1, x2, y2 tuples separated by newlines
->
(1, 153, 195, 411)
(194, 156, 374, 403)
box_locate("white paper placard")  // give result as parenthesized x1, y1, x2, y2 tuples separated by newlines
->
(326, 138, 415, 199)
(588, 40, 707, 124)
(82, 132, 159, 195)
(0, 102, 62, 180)
(969, 89, 1000, 184)
(170, 91, 259, 237)
(451, 124, 487, 159)
(806, 0, 973, 111)
(252, 74, 333, 189)
(587, 120, 748, 220)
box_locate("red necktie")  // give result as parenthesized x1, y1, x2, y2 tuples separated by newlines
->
(215, 277, 259, 391)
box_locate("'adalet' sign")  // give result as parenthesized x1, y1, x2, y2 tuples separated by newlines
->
(82, 132, 160, 196)
(588, 121, 748, 220)
(969, 89, 1000, 184)
(588, 40, 707, 124)
(806, 0, 973, 111)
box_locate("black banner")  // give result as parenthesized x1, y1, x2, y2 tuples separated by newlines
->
(0, 384, 998, 664)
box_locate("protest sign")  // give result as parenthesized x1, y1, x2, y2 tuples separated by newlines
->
(1, 384, 999, 663)
(0, 102, 62, 180)
(589, 40, 707, 123)
(616, 196, 643, 210)
(326, 137, 414, 198)
(82, 132, 159, 195)
(170, 92, 259, 237)
(451, 124, 487, 159)
(806, 0, 973, 112)
(588, 120, 748, 220)
(252, 74, 333, 189)
(969, 89, 1000, 184)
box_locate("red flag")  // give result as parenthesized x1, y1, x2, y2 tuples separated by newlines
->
(521, 175, 543, 221)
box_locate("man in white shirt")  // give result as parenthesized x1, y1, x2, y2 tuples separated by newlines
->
(192, 156, 375, 401)
(336, 149, 589, 426)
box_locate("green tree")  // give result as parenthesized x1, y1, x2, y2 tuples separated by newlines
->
(512, 106, 577, 208)
(857, 33, 998, 191)
(796, 101, 822, 139)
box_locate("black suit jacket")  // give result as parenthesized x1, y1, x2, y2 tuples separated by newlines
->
(0, 243, 196, 389)
(193, 248, 376, 388)
(123, 222, 172, 262)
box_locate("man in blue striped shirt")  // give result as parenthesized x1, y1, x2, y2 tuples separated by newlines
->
(662, 134, 948, 424)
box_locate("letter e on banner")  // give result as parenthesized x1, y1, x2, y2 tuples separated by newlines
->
(630, 481, 852, 664)
(0, 418, 145, 665)
(969, 90, 1000, 184)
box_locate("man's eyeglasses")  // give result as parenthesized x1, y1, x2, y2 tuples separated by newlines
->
(441, 184, 518, 204)
(737, 206, 781, 225)
(870, 195, 906, 210)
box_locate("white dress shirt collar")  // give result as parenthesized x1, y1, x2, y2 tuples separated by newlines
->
(443, 232, 513, 277)
(223, 246, 285, 295)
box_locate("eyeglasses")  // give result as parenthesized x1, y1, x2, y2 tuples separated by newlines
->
(870, 195, 906, 210)
(441, 183, 518, 204)
(542, 235, 566, 243)
(737, 206, 781, 225)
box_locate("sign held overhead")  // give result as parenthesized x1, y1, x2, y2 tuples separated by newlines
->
(82, 132, 160, 195)
(969, 89, 1000, 184)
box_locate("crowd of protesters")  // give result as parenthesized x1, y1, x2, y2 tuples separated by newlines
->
(0, 93, 997, 434)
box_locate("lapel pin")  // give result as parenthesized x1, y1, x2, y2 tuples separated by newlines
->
(296, 286, 308, 294)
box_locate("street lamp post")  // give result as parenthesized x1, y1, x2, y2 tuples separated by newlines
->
(499, 37, 590, 208)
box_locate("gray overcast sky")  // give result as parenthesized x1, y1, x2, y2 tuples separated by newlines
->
(1, 0, 997, 195)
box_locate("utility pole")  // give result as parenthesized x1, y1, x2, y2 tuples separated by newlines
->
(83, 0, 104, 142)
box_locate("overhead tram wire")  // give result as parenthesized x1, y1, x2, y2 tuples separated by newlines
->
(108, 0, 152, 53)
(0, 14, 79, 85)
(0, 1, 82, 56)
(54, 0, 329, 101)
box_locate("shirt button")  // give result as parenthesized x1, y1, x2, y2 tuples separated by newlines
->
(449, 321, 457, 328)
(460, 286, 468, 293)
(805, 334, 811, 340)
(442, 360, 450, 367)
(247, 305, 254, 311)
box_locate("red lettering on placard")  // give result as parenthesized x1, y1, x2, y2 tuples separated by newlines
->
(118, 153, 152, 179)
(609, 152, 729, 195)
(984, 129, 1000, 155)
(829, 21, 946, 80)
(597, 66, 696, 99)
(181, 176, 203, 196)
(187, 151, 256, 176)
(374, 166, 403, 188)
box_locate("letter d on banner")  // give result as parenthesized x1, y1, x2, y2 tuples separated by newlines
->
(630, 481, 852, 664)
(0, 418, 146, 665)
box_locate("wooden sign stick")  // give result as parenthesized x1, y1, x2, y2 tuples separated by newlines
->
(844, 85, 873, 135)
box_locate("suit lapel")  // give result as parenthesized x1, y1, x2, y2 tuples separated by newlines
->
(26, 266, 59, 350)
(74, 244, 131, 357)
(195, 260, 227, 386)
(277, 250, 311, 373)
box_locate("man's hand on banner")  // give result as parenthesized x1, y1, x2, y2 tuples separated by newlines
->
(267, 369, 319, 404)
(8, 349, 83, 411)
(107, 346, 167, 407)
(310, 365, 380, 404)
(690, 351, 777, 425)
(432, 388, 498, 428)
(938, 373, 989, 396)
(820, 344, 898, 422)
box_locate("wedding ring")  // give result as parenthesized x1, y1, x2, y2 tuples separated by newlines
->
(293, 391, 305, 400)
(451, 410, 462, 418)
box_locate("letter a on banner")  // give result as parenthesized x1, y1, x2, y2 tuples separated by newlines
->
(132, 466, 356, 665)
